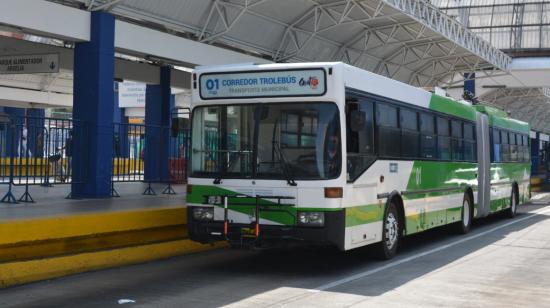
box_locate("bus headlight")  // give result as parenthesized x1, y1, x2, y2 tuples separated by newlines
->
(297, 211, 325, 227)
(192, 207, 214, 221)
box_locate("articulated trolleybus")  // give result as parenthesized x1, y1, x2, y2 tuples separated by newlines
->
(187, 62, 530, 259)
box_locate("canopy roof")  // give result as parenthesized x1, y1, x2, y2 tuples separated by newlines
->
(62, 0, 511, 87)
(435, 0, 550, 53)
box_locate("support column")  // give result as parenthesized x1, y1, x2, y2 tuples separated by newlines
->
(144, 66, 173, 182)
(71, 11, 115, 198)
(0, 107, 4, 158)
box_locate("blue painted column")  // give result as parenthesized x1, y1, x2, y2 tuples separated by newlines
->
(464, 72, 475, 100)
(3, 107, 25, 158)
(26, 108, 45, 157)
(71, 11, 115, 198)
(0, 107, 3, 157)
(531, 132, 540, 175)
(144, 66, 173, 182)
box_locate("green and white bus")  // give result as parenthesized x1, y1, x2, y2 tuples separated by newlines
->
(186, 62, 530, 259)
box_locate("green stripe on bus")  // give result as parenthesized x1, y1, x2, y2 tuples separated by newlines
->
(345, 204, 384, 227)
(187, 184, 341, 226)
(405, 161, 477, 197)
(428, 94, 477, 121)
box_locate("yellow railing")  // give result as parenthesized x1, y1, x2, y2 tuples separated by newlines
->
(0, 158, 144, 177)
(112, 158, 144, 175)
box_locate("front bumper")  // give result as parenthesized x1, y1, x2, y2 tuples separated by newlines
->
(187, 208, 345, 250)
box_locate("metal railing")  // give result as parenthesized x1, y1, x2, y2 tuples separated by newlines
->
(1, 111, 191, 203)
(1, 116, 87, 203)
(111, 122, 190, 197)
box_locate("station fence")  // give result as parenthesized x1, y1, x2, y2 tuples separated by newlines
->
(1, 113, 190, 203)
(110, 122, 190, 197)
(1, 116, 87, 203)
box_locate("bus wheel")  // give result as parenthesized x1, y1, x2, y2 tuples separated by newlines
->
(375, 201, 400, 260)
(455, 194, 472, 234)
(506, 188, 518, 218)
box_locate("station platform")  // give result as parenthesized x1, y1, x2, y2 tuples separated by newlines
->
(0, 183, 223, 288)
(0, 182, 184, 220)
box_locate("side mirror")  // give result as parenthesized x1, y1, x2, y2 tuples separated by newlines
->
(171, 118, 189, 137)
(350, 110, 366, 132)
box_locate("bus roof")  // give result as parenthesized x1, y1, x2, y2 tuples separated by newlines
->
(473, 104, 529, 133)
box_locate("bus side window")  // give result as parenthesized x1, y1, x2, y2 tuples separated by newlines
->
(346, 99, 375, 181)
(500, 130, 509, 162)
(512, 133, 520, 162)
(492, 128, 500, 162)
(377, 103, 400, 157)
(463, 123, 476, 162)
(437, 117, 451, 160)
(451, 120, 463, 161)
(400, 108, 419, 158)
(420, 113, 435, 159)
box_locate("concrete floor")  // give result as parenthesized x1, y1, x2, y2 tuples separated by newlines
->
(0, 182, 186, 221)
(2, 198, 550, 307)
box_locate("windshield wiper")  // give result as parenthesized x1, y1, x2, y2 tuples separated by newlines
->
(272, 139, 297, 186)
(213, 150, 252, 184)
(193, 148, 251, 184)
(211, 149, 252, 184)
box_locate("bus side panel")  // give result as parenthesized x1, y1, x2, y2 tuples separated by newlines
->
(342, 160, 414, 250)
(402, 161, 477, 235)
(489, 162, 530, 212)
(343, 159, 477, 250)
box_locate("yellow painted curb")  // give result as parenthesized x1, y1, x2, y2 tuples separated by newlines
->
(0, 239, 227, 288)
(0, 206, 187, 246)
(0, 225, 188, 263)
(531, 177, 543, 186)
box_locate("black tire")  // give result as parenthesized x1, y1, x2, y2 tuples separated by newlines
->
(505, 187, 518, 218)
(455, 193, 473, 234)
(374, 201, 400, 260)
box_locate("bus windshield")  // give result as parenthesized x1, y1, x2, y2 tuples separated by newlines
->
(191, 102, 341, 180)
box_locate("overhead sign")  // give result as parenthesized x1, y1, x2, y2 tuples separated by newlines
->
(199, 68, 326, 99)
(118, 82, 146, 108)
(0, 53, 59, 74)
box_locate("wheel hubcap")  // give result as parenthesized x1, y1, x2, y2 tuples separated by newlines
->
(463, 200, 470, 227)
(385, 213, 398, 249)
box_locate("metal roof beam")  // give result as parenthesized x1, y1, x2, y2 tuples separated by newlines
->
(91, 0, 127, 12)
(382, 0, 511, 71)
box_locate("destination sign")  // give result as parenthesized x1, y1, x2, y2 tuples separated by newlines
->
(0, 53, 59, 74)
(199, 69, 326, 99)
